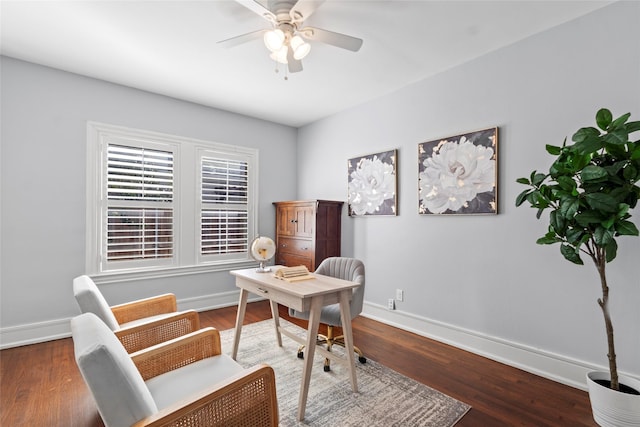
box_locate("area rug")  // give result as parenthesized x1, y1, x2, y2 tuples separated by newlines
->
(219, 319, 471, 426)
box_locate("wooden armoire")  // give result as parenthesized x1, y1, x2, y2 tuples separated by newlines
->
(272, 200, 343, 271)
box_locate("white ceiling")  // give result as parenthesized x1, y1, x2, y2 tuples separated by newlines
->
(1, 0, 611, 127)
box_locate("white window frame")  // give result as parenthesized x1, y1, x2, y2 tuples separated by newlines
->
(86, 122, 258, 281)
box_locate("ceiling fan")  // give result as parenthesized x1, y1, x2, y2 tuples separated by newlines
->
(218, 0, 363, 74)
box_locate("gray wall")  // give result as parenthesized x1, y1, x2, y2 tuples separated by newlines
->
(296, 1, 639, 388)
(0, 57, 298, 342)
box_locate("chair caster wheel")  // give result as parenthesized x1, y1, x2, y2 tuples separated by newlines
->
(323, 365, 331, 372)
(359, 356, 367, 364)
(297, 351, 304, 359)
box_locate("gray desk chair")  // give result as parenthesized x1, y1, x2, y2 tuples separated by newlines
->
(289, 257, 366, 371)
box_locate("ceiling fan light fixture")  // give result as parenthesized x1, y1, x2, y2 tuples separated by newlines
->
(290, 35, 311, 60)
(264, 29, 285, 52)
(269, 45, 289, 64)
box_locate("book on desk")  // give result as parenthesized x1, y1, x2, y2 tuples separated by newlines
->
(274, 265, 314, 282)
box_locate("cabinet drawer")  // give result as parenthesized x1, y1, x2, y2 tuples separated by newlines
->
(276, 252, 312, 271)
(278, 237, 313, 255)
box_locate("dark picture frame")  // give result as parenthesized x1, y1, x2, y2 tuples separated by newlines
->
(418, 127, 498, 215)
(348, 149, 397, 217)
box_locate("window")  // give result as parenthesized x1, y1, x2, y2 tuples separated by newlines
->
(86, 122, 258, 277)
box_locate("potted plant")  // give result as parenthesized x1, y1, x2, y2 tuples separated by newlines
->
(515, 108, 640, 426)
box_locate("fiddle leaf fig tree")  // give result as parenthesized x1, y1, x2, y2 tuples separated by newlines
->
(515, 108, 640, 391)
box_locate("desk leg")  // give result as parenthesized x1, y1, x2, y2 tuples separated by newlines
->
(269, 300, 282, 347)
(231, 288, 249, 360)
(339, 289, 358, 392)
(297, 295, 323, 421)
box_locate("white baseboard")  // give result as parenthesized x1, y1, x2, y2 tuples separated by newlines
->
(362, 301, 613, 391)
(0, 317, 72, 350)
(0, 290, 264, 350)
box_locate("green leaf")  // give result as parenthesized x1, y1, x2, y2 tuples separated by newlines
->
(516, 177, 530, 185)
(556, 176, 577, 191)
(623, 164, 638, 181)
(575, 210, 604, 226)
(566, 227, 585, 245)
(569, 152, 593, 171)
(581, 165, 608, 182)
(616, 203, 630, 219)
(573, 136, 603, 155)
(594, 226, 614, 246)
(559, 197, 580, 218)
(561, 244, 584, 265)
(605, 239, 618, 263)
(536, 234, 561, 245)
(602, 216, 615, 230)
(609, 112, 631, 130)
(596, 108, 613, 131)
(545, 144, 562, 155)
(585, 193, 619, 213)
(550, 210, 567, 234)
(572, 127, 600, 143)
(616, 219, 639, 236)
(532, 173, 547, 186)
(515, 190, 531, 207)
(604, 128, 629, 145)
(625, 120, 640, 133)
(604, 161, 627, 177)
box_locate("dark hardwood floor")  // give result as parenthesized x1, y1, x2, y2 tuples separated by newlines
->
(1, 300, 596, 426)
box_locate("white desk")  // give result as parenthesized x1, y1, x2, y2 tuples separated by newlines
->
(230, 267, 360, 421)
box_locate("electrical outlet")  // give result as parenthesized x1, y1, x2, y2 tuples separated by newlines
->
(387, 298, 395, 310)
(396, 289, 404, 302)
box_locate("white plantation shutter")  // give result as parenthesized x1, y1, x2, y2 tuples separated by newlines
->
(87, 122, 257, 277)
(105, 144, 174, 263)
(201, 157, 249, 256)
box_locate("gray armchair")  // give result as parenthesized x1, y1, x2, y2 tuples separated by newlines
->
(288, 257, 366, 371)
(73, 275, 200, 353)
(71, 312, 278, 427)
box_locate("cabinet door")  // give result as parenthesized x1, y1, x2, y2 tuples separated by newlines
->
(292, 204, 314, 238)
(276, 205, 296, 236)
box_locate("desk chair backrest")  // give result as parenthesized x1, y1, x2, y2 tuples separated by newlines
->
(315, 257, 365, 320)
(73, 275, 120, 330)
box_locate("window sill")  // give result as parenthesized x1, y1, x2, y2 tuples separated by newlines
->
(91, 260, 259, 285)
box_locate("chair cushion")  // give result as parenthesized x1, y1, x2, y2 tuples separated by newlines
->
(71, 313, 157, 427)
(145, 354, 245, 411)
(73, 275, 120, 330)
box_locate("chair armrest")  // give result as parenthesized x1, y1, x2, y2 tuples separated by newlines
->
(131, 364, 278, 427)
(114, 310, 200, 353)
(131, 327, 222, 380)
(111, 293, 177, 324)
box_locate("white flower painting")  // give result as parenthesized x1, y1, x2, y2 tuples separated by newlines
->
(419, 128, 498, 215)
(348, 149, 397, 216)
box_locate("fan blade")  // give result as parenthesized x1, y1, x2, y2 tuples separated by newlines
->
(289, 0, 326, 23)
(233, 0, 276, 22)
(299, 27, 363, 52)
(286, 47, 303, 73)
(218, 29, 267, 48)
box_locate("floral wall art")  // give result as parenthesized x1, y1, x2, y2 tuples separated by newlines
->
(348, 149, 397, 216)
(418, 128, 498, 215)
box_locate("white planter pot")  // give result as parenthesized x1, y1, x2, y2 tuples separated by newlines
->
(587, 371, 640, 427)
